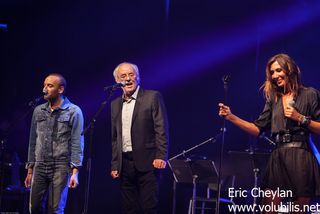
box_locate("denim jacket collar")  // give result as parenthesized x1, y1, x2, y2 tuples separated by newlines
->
(41, 97, 71, 111)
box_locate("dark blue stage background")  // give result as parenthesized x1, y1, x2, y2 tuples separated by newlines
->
(1, 0, 320, 213)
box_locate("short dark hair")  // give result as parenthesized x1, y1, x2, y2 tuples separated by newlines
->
(47, 73, 67, 92)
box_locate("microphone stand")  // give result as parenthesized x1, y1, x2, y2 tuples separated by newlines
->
(0, 95, 43, 210)
(168, 136, 218, 161)
(216, 75, 230, 214)
(81, 87, 119, 214)
(168, 134, 222, 214)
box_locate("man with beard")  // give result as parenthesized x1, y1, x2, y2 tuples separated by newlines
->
(24, 73, 84, 213)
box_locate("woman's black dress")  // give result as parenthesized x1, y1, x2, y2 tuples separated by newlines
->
(254, 87, 320, 197)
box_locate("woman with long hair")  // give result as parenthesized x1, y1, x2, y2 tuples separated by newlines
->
(219, 53, 320, 213)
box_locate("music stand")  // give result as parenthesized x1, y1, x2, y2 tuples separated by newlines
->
(168, 159, 218, 214)
(228, 150, 270, 214)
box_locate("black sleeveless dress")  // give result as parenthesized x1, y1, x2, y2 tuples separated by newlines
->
(254, 87, 320, 197)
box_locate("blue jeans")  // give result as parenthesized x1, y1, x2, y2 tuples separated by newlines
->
(29, 162, 71, 214)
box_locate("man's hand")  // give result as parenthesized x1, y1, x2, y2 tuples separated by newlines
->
(24, 169, 33, 188)
(153, 159, 166, 169)
(111, 170, 120, 179)
(69, 168, 79, 188)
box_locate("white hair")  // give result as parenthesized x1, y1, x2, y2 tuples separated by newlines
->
(113, 62, 140, 84)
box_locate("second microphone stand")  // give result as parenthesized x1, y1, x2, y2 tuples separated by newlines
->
(216, 74, 230, 214)
(81, 87, 119, 214)
(168, 133, 222, 214)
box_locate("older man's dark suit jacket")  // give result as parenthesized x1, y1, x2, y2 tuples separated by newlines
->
(111, 88, 169, 173)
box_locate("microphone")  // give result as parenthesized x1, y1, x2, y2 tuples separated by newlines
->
(288, 99, 295, 108)
(285, 99, 295, 131)
(104, 82, 126, 91)
(222, 75, 231, 84)
(222, 74, 231, 90)
(28, 95, 44, 107)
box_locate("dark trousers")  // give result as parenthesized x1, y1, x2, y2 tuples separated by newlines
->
(29, 162, 70, 214)
(121, 153, 159, 214)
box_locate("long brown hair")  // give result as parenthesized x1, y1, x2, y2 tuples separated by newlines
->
(262, 53, 302, 102)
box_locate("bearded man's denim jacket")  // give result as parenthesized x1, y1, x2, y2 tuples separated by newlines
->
(26, 97, 84, 169)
